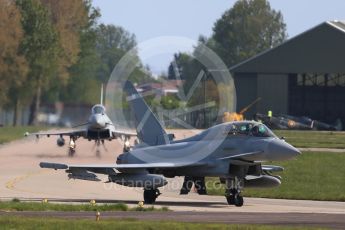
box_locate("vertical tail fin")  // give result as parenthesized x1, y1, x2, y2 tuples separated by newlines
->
(100, 84, 104, 105)
(124, 81, 169, 146)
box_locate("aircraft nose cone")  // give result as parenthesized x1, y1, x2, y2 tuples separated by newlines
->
(91, 115, 106, 129)
(266, 139, 301, 161)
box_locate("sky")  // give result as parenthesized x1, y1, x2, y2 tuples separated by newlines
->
(93, 0, 345, 75)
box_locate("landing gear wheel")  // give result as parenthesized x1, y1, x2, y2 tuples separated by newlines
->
(68, 148, 75, 157)
(225, 178, 244, 207)
(234, 195, 244, 207)
(143, 189, 159, 204)
(68, 137, 76, 157)
(226, 195, 235, 205)
(226, 188, 238, 205)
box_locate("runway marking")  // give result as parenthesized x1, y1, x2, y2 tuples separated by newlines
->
(5, 170, 51, 195)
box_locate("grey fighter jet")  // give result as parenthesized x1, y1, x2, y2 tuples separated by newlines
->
(27, 86, 136, 156)
(40, 81, 300, 207)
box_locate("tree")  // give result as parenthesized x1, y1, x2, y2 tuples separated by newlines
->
(167, 51, 208, 106)
(64, 22, 156, 105)
(16, 0, 61, 125)
(94, 23, 155, 86)
(95, 24, 138, 83)
(212, 0, 287, 66)
(61, 0, 101, 104)
(96, 24, 137, 53)
(160, 95, 180, 110)
(40, 0, 89, 83)
(39, 0, 97, 105)
(168, 53, 185, 80)
(0, 1, 28, 125)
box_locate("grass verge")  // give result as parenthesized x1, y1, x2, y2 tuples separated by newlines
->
(0, 200, 169, 212)
(207, 152, 345, 201)
(0, 216, 325, 230)
(0, 126, 47, 144)
(274, 130, 345, 148)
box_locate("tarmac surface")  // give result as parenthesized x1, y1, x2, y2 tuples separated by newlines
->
(0, 129, 344, 228)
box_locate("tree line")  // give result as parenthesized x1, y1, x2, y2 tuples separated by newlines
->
(0, 0, 287, 126)
(0, 0, 154, 126)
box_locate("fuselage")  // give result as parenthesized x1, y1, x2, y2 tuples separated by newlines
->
(86, 104, 115, 140)
(117, 121, 300, 177)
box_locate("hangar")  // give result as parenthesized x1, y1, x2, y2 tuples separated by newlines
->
(230, 20, 345, 126)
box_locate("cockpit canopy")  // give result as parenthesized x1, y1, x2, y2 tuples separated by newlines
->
(226, 122, 276, 138)
(92, 105, 105, 114)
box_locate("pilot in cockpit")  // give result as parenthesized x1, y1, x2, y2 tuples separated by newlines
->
(92, 105, 105, 114)
(227, 122, 276, 138)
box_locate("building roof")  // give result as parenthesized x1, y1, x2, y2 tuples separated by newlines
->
(137, 80, 182, 95)
(230, 21, 345, 74)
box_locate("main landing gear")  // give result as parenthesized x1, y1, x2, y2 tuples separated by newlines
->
(225, 177, 244, 207)
(95, 140, 101, 158)
(68, 137, 76, 157)
(143, 188, 161, 204)
(180, 176, 207, 195)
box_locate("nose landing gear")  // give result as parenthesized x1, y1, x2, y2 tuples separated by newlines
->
(225, 177, 244, 207)
(94, 140, 101, 158)
(93, 140, 108, 158)
(143, 188, 161, 204)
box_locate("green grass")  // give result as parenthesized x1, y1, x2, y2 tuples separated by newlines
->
(0, 126, 47, 144)
(0, 216, 325, 230)
(0, 200, 169, 212)
(207, 152, 345, 201)
(273, 130, 345, 148)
